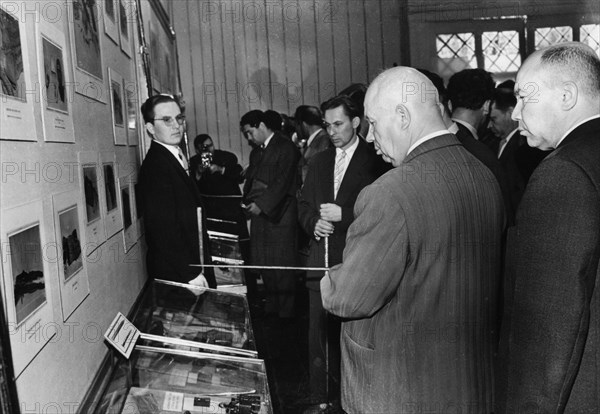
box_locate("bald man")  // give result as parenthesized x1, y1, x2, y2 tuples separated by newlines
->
(497, 43, 600, 413)
(320, 67, 505, 413)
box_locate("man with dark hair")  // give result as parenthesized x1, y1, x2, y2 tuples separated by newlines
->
(295, 105, 331, 182)
(497, 42, 600, 413)
(138, 94, 216, 288)
(241, 109, 301, 318)
(298, 95, 386, 409)
(489, 84, 548, 211)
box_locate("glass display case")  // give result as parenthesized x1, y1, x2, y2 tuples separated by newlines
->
(132, 280, 256, 358)
(94, 346, 271, 413)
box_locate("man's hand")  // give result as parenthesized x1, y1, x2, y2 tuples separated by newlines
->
(320, 203, 342, 222)
(245, 202, 262, 216)
(314, 218, 334, 238)
(188, 273, 209, 288)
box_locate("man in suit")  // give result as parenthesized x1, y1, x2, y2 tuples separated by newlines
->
(489, 83, 548, 212)
(138, 94, 215, 288)
(295, 105, 331, 183)
(497, 42, 600, 413)
(447, 68, 513, 223)
(241, 110, 301, 318)
(321, 67, 505, 413)
(298, 95, 386, 408)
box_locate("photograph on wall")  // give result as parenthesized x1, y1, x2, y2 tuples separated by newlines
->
(0, 200, 55, 376)
(52, 190, 90, 321)
(37, 22, 75, 143)
(119, 0, 132, 56)
(108, 67, 127, 145)
(83, 166, 101, 223)
(120, 179, 135, 253)
(100, 152, 123, 237)
(103, 0, 118, 43)
(134, 181, 144, 238)
(78, 152, 106, 251)
(0, 5, 37, 141)
(69, 0, 105, 102)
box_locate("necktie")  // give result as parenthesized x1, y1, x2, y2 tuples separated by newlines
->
(497, 138, 507, 158)
(333, 150, 347, 198)
(177, 147, 189, 175)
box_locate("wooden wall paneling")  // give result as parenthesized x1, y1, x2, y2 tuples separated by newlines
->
(283, 1, 303, 115)
(364, 1, 384, 82)
(314, 0, 336, 103)
(264, 1, 288, 114)
(221, 7, 241, 151)
(347, 0, 368, 85)
(231, 5, 249, 159)
(185, 0, 208, 144)
(253, 3, 272, 110)
(381, 0, 403, 69)
(198, 2, 219, 142)
(175, 2, 197, 143)
(331, 0, 352, 92)
(298, 0, 319, 106)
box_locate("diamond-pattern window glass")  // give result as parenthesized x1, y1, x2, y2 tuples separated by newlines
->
(580, 24, 600, 57)
(436, 33, 476, 78)
(482, 30, 521, 73)
(534, 26, 573, 49)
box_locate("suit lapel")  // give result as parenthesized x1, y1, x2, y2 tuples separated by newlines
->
(151, 141, 200, 202)
(335, 140, 367, 204)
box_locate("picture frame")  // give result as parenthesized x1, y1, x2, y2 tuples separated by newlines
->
(52, 190, 90, 321)
(37, 18, 75, 143)
(103, 0, 119, 44)
(119, 177, 135, 253)
(108, 67, 127, 145)
(118, 0, 132, 57)
(123, 78, 139, 146)
(100, 152, 123, 238)
(0, 199, 55, 376)
(68, 0, 105, 103)
(0, 4, 38, 141)
(133, 177, 144, 239)
(77, 151, 107, 252)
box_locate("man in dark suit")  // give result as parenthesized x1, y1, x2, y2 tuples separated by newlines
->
(321, 67, 505, 413)
(489, 84, 548, 212)
(298, 95, 386, 408)
(138, 95, 215, 288)
(497, 42, 600, 413)
(295, 105, 331, 183)
(241, 110, 301, 318)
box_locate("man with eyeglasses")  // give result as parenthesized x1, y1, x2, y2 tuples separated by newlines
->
(138, 94, 216, 288)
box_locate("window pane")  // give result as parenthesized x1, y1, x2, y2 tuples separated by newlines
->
(534, 26, 573, 49)
(436, 33, 476, 78)
(580, 24, 600, 57)
(482, 30, 521, 73)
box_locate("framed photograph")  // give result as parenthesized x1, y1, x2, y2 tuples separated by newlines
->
(69, 0, 105, 102)
(0, 4, 37, 141)
(0, 200, 55, 376)
(118, 0, 132, 57)
(37, 21, 75, 143)
(78, 151, 107, 251)
(123, 79, 139, 146)
(103, 0, 119, 44)
(119, 178, 135, 253)
(52, 190, 90, 321)
(133, 179, 144, 239)
(100, 151, 123, 237)
(108, 67, 127, 145)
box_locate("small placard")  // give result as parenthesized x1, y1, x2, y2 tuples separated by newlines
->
(162, 391, 184, 412)
(104, 312, 140, 358)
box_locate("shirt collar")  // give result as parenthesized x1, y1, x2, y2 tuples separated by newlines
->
(307, 128, 323, 147)
(556, 114, 600, 148)
(337, 135, 360, 157)
(452, 118, 479, 140)
(262, 132, 275, 148)
(407, 130, 451, 155)
(448, 122, 459, 134)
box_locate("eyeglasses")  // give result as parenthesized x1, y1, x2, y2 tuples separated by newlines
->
(153, 114, 186, 126)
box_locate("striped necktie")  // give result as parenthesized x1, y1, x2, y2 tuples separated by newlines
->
(333, 149, 347, 198)
(177, 147, 189, 175)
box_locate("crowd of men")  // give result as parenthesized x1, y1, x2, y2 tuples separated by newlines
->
(138, 42, 600, 413)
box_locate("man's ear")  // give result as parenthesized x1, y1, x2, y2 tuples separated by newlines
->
(561, 81, 578, 110)
(395, 104, 410, 129)
(145, 122, 155, 137)
(482, 99, 491, 116)
(351, 116, 361, 130)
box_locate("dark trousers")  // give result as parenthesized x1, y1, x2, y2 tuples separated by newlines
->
(308, 286, 341, 403)
(262, 268, 296, 318)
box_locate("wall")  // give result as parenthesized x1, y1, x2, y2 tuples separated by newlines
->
(0, 1, 147, 410)
(174, 0, 409, 164)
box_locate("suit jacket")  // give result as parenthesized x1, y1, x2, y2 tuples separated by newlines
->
(190, 149, 243, 196)
(498, 131, 548, 212)
(298, 139, 385, 288)
(138, 141, 216, 287)
(321, 134, 505, 413)
(455, 122, 513, 224)
(243, 132, 301, 266)
(300, 129, 331, 183)
(498, 117, 600, 413)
